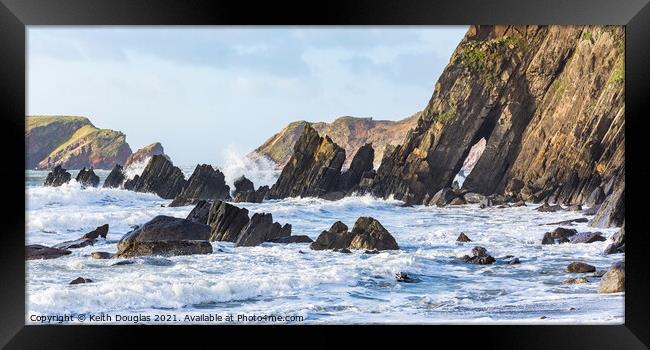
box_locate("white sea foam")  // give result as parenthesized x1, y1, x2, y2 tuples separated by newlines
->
(218, 146, 280, 188)
(124, 158, 151, 180)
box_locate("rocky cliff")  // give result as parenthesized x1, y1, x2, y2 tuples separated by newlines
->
(249, 113, 420, 169)
(369, 25, 624, 228)
(125, 142, 167, 168)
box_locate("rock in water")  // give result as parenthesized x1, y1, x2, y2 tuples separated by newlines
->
(268, 235, 313, 244)
(44, 165, 71, 187)
(428, 187, 458, 207)
(91, 251, 113, 259)
(75, 167, 100, 187)
(123, 155, 186, 199)
(235, 213, 291, 247)
(103, 164, 126, 188)
(186, 200, 212, 224)
(69, 277, 93, 285)
(591, 169, 625, 228)
(541, 227, 577, 245)
(26, 244, 71, 260)
(348, 217, 399, 251)
(233, 176, 254, 196)
(207, 200, 250, 242)
(604, 225, 625, 254)
(598, 261, 625, 293)
(82, 224, 109, 239)
(461, 246, 495, 265)
(569, 232, 606, 244)
(234, 185, 269, 203)
(565, 262, 596, 273)
(337, 143, 374, 192)
(310, 221, 355, 251)
(456, 232, 472, 242)
(268, 124, 346, 199)
(116, 215, 212, 257)
(563, 277, 589, 285)
(124, 142, 166, 168)
(169, 164, 230, 206)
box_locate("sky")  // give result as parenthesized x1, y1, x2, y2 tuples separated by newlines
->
(28, 26, 468, 165)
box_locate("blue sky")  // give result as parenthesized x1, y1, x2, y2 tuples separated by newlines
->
(28, 26, 468, 165)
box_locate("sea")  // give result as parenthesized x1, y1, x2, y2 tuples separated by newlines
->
(25, 156, 624, 324)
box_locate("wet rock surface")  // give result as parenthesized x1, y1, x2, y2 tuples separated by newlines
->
(207, 200, 250, 242)
(44, 165, 71, 187)
(565, 262, 596, 273)
(123, 155, 186, 199)
(235, 213, 291, 247)
(541, 227, 577, 245)
(26, 244, 71, 260)
(461, 246, 495, 265)
(103, 164, 126, 188)
(185, 200, 212, 224)
(456, 232, 472, 242)
(75, 167, 100, 187)
(170, 164, 230, 207)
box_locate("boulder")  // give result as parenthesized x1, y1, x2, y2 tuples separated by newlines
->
(310, 221, 355, 251)
(207, 200, 250, 242)
(91, 251, 113, 259)
(268, 235, 314, 244)
(186, 200, 212, 224)
(604, 225, 625, 254)
(43, 165, 71, 187)
(268, 124, 346, 199)
(569, 232, 606, 244)
(233, 175, 255, 198)
(116, 215, 212, 257)
(233, 185, 268, 203)
(428, 187, 457, 207)
(456, 232, 472, 242)
(70, 277, 93, 285)
(461, 246, 495, 265)
(508, 257, 521, 265)
(348, 217, 399, 251)
(75, 167, 100, 187)
(463, 192, 485, 204)
(82, 224, 109, 239)
(235, 213, 291, 247)
(169, 164, 230, 206)
(26, 244, 71, 260)
(338, 143, 374, 192)
(103, 164, 126, 188)
(598, 261, 625, 293)
(565, 262, 596, 273)
(541, 227, 577, 245)
(396, 272, 419, 283)
(123, 155, 186, 199)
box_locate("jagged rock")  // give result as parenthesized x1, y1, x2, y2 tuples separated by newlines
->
(463, 192, 486, 204)
(456, 232, 472, 242)
(44, 165, 71, 187)
(82, 224, 109, 239)
(541, 227, 577, 244)
(428, 187, 457, 207)
(116, 215, 211, 257)
(123, 155, 186, 199)
(169, 164, 230, 207)
(310, 221, 355, 251)
(235, 213, 291, 247)
(268, 124, 346, 199)
(591, 169, 624, 228)
(338, 143, 374, 192)
(207, 200, 250, 242)
(348, 217, 399, 251)
(75, 167, 100, 187)
(26, 244, 71, 260)
(461, 246, 495, 265)
(268, 235, 313, 244)
(91, 251, 113, 259)
(233, 176, 254, 196)
(565, 262, 596, 273)
(186, 200, 212, 224)
(233, 185, 268, 203)
(585, 187, 606, 207)
(598, 261, 624, 293)
(604, 225, 625, 254)
(124, 142, 166, 168)
(70, 277, 93, 285)
(103, 164, 126, 188)
(569, 232, 606, 244)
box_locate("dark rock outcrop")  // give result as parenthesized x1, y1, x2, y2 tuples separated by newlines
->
(541, 227, 577, 245)
(235, 213, 291, 247)
(186, 200, 212, 224)
(91, 251, 113, 259)
(569, 232, 606, 244)
(116, 215, 211, 257)
(169, 164, 230, 206)
(70, 277, 93, 285)
(456, 232, 472, 242)
(461, 246, 495, 265)
(348, 217, 399, 251)
(44, 165, 71, 187)
(233, 185, 269, 203)
(544, 218, 589, 226)
(103, 164, 126, 188)
(51, 224, 109, 250)
(26, 244, 71, 260)
(310, 221, 355, 251)
(233, 176, 254, 196)
(565, 262, 596, 273)
(268, 124, 346, 199)
(428, 187, 458, 207)
(207, 200, 250, 242)
(590, 169, 624, 228)
(83, 224, 109, 239)
(598, 261, 624, 293)
(268, 235, 313, 244)
(75, 167, 100, 187)
(604, 225, 625, 254)
(123, 155, 186, 199)
(337, 143, 374, 192)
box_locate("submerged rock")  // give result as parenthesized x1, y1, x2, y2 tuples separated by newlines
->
(169, 164, 230, 207)
(103, 164, 126, 188)
(396, 272, 419, 283)
(563, 277, 589, 285)
(123, 155, 186, 199)
(535, 203, 563, 212)
(44, 165, 71, 187)
(461, 246, 495, 265)
(604, 225, 625, 254)
(26, 244, 71, 260)
(116, 215, 211, 257)
(207, 200, 250, 242)
(541, 227, 577, 245)
(565, 262, 596, 273)
(69, 277, 93, 285)
(75, 167, 100, 187)
(91, 251, 113, 259)
(82, 224, 109, 239)
(53, 238, 95, 250)
(598, 261, 624, 293)
(544, 217, 589, 226)
(268, 235, 314, 244)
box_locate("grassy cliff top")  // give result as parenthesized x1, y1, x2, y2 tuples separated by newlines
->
(26, 115, 93, 133)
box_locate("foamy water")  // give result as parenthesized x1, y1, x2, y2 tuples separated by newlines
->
(25, 168, 624, 324)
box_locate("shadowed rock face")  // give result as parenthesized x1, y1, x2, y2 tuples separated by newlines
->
(124, 142, 166, 168)
(76, 167, 100, 187)
(235, 213, 291, 247)
(310, 218, 399, 251)
(169, 164, 230, 207)
(207, 200, 250, 242)
(123, 155, 186, 199)
(103, 164, 126, 188)
(268, 124, 346, 199)
(337, 143, 374, 192)
(369, 25, 624, 214)
(185, 200, 212, 224)
(44, 165, 71, 187)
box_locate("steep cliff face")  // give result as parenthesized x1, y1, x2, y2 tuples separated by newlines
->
(125, 142, 167, 168)
(26, 116, 133, 170)
(371, 25, 624, 220)
(250, 113, 419, 169)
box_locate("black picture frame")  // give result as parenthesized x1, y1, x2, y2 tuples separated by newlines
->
(2, 0, 648, 348)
